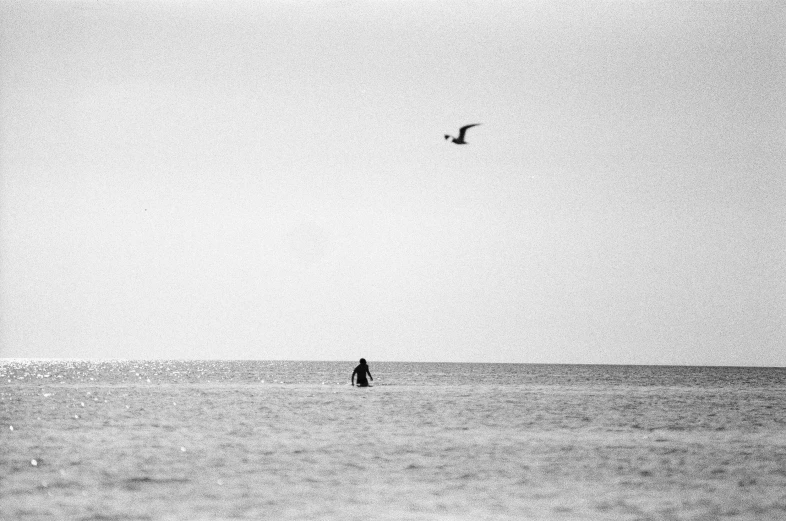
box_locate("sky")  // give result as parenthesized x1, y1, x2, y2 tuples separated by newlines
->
(1, 0, 784, 365)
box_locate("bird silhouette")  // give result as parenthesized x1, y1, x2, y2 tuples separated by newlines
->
(445, 123, 481, 144)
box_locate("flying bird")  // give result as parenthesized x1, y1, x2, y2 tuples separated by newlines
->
(445, 123, 481, 144)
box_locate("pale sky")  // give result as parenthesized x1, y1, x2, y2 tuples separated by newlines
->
(1, 1, 784, 365)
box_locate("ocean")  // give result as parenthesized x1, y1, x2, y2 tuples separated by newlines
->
(2, 360, 785, 520)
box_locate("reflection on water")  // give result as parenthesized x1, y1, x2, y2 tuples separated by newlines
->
(2, 360, 786, 520)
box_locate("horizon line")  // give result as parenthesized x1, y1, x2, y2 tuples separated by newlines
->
(0, 357, 784, 369)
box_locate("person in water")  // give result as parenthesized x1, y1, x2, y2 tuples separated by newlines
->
(352, 358, 373, 387)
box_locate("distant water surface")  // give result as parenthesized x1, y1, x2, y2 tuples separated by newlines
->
(2, 360, 785, 520)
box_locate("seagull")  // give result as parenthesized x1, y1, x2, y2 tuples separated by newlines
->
(445, 123, 481, 145)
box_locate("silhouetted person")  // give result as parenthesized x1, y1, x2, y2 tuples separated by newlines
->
(352, 358, 373, 387)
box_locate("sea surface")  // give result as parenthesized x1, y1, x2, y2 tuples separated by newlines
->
(2, 360, 785, 520)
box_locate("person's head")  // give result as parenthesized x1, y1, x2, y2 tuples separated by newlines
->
(359, 358, 366, 365)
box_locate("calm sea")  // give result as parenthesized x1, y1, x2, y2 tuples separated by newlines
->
(2, 360, 785, 520)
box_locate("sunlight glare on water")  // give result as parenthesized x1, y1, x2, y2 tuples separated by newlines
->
(1, 360, 786, 520)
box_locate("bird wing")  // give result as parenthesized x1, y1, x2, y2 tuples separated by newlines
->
(457, 123, 481, 140)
